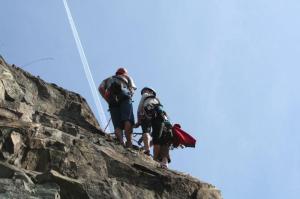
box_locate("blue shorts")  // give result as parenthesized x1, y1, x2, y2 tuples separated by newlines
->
(109, 99, 135, 130)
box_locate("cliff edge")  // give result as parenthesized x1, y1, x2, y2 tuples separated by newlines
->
(0, 56, 222, 199)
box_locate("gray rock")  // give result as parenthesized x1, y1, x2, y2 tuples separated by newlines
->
(0, 56, 222, 199)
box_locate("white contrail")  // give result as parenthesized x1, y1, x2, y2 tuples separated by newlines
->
(62, 0, 109, 131)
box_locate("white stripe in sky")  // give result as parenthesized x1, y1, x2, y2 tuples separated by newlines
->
(62, 0, 109, 131)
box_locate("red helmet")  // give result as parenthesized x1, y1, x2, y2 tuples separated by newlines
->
(115, 67, 128, 75)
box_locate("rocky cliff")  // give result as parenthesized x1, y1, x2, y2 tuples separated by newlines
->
(0, 56, 222, 199)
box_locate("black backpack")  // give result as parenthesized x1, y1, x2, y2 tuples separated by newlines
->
(107, 76, 131, 105)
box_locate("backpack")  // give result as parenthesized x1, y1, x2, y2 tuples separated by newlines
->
(143, 95, 163, 119)
(106, 75, 131, 105)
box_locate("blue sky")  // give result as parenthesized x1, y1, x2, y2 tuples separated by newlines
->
(1, 1, 300, 198)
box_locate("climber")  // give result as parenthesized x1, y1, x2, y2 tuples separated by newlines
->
(99, 67, 136, 148)
(135, 87, 173, 168)
(135, 87, 155, 156)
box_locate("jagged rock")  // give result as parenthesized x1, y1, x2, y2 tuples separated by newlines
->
(0, 56, 222, 199)
(0, 162, 60, 199)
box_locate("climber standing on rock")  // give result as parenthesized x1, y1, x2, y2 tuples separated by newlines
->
(135, 87, 173, 168)
(99, 68, 136, 148)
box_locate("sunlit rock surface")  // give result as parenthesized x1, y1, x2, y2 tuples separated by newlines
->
(0, 56, 222, 199)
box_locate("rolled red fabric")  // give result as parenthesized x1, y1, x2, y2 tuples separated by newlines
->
(172, 124, 196, 148)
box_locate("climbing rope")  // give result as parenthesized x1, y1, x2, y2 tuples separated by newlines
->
(104, 118, 112, 132)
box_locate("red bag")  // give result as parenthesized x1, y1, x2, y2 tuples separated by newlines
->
(172, 124, 196, 148)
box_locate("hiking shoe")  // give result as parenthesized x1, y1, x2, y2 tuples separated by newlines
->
(160, 162, 168, 169)
(144, 150, 151, 156)
(125, 141, 133, 148)
(114, 138, 125, 146)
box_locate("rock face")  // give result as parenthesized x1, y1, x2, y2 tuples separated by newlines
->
(0, 56, 222, 199)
